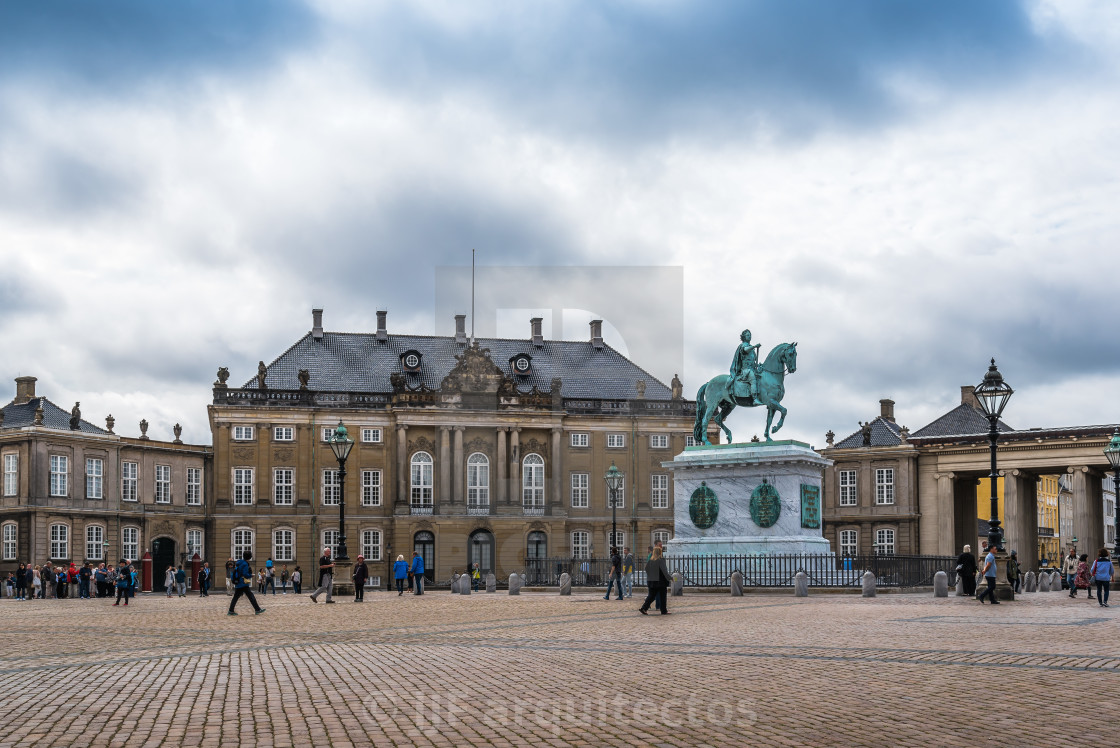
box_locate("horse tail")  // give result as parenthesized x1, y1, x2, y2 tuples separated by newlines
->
(692, 383, 708, 442)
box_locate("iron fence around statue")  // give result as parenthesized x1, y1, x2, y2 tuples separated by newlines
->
(523, 554, 958, 589)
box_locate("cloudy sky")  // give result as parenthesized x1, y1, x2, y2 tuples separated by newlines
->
(2, 0, 1118, 447)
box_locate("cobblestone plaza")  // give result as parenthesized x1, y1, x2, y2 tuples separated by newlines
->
(0, 590, 1115, 747)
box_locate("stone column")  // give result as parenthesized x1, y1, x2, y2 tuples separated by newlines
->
(1069, 466, 1105, 556)
(453, 427, 465, 505)
(396, 425, 408, 508)
(496, 427, 507, 504)
(1003, 469, 1038, 570)
(440, 427, 451, 505)
(510, 427, 522, 506)
(551, 428, 563, 513)
(935, 472, 956, 557)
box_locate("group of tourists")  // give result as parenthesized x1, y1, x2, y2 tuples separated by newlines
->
(5, 560, 139, 602)
(957, 544, 1114, 607)
(253, 560, 299, 595)
(1061, 548, 1115, 607)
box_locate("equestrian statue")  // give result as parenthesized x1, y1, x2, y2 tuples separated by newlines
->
(693, 329, 798, 444)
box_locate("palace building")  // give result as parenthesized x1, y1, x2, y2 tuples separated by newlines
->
(207, 310, 695, 587)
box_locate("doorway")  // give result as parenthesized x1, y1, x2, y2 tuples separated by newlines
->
(152, 537, 176, 592)
(468, 529, 494, 577)
(413, 531, 434, 583)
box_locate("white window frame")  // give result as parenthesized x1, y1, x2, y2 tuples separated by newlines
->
(651, 474, 669, 509)
(685, 436, 698, 447)
(362, 470, 382, 507)
(410, 452, 433, 507)
(361, 428, 382, 444)
(86, 524, 104, 561)
(571, 531, 590, 560)
(607, 475, 625, 509)
(839, 470, 857, 507)
(155, 464, 172, 504)
(231, 527, 254, 561)
(840, 529, 857, 557)
(652, 529, 671, 546)
(873, 528, 896, 556)
(608, 531, 626, 550)
(186, 529, 203, 559)
(122, 526, 140, 563)
(186, 467, 202, 505)
(522, 454, 545, 508)
(273, 468, 294, 505)
(273, 528, 295, 562)
(50, 455, 68, 497)
(570, 433, 589, 448)
(606, 433, 626, 449)
(50, 523, 69, 560)
(3, 453, 17, 496)
(649, 434, 669, 449)
(321, 427, 336, 442)
(571, 473, 589, 508)
(322, 529, 339, 557)
(466, 453, 489, 508)
(361, 529, 382, 562)
(875, 468, 895, 505)
(322, 469, 341, 506)
(233, 468, 254, 505)
(2, 522, 17, 560)
(233, 425, 255, 441)
(86, 458, 103, 500)
(121, 461, 138, 502)
(272, 426, 294, 442)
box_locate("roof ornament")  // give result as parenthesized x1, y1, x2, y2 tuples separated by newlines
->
(105, 414, 115, 434)
(859, 420, 873, 447)
(257, 361, 267, 390)
(825, 429, 835, 447)
(33, 401, 44, 426)
(215, 367, 230, 388)
(298, 369, 310, 391)
(139, 419, 149, 441)
(69, 402, 81, 430)
(173, 423, 183, 444)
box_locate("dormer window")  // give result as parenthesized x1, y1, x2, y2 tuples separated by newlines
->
(510, 354, 532, 376)
(400, 350, 422, 373)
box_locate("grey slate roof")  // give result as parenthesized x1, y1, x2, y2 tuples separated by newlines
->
(833, 417, 903, 449)
(910, 404, 1012, 439)
(0, 397, 108, 435)
(244, 332, 675, 400)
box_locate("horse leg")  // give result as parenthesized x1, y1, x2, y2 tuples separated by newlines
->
(716, 404, 734, 444)
(771, 403, 788, 433)
(764, 408, 776, 441)
(700, 401, 716, 445)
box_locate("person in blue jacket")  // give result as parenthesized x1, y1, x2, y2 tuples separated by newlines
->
(113, 560, 130, 606)
(228, 550, 265, 616)
(411, 551, 425, 595)
(393, 555, 409, 596)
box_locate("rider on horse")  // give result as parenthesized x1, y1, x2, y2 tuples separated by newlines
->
(729, 329, 762, 402)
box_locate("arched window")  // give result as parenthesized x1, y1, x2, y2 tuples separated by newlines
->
(231, 527, 254, 561)
(467, 453, 489, 510)
(414, 531, 434, 582)
(273, 528, 295, 562)
(2, 522, 17, 561)
(411, 452, 433, 507)
(522, 454, 544, 509)
(121, 526, 140, 563)
(86, 525, 105, 561)
(49, 523, 69, 560)
(873, 528, 896, 556)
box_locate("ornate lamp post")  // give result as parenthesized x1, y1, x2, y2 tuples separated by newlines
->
(974, 359, 1014, 553)
(328, 420, 355, 561)
(1104, 429, 1120, 556)
(604, 462, 624, 553)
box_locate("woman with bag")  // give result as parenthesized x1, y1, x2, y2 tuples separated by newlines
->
(956, 545, 977, 597)
(1074, 554, 1093, 600)
(1091, 549, 1113, 608)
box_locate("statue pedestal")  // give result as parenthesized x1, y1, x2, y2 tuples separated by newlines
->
(332, 561, 354, 597)
(993, 551, 1016, 601)
(664, 441, 833, 558)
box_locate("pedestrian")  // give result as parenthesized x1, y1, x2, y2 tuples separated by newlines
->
(977, 546, 1000, 604)
(471, 563, 481, 592)
(94, 563, 107, 598)
(78, 563, 92, 599)
(14, 563, 25, 600)
(639, 546, 670, 615)
(4, 572, 12, 599)
(198, 563, 211, 597)
(291, 566, 302, 595)
(1075, 554, 1093, 600)
(56, 566, 68, 599)
(40, 561, 52, 599)
(164, 566, 176, 597)
(393, 555, 408, 595)
(957, 544, 977, 597)
(1090, 549, 1113, 608)
(280, 564, 289, 594)
(353, 556, 368, 602)
(603, 547, 623, 601)
(1006, 550, 1021, 594)
(225, 558, 235, 595)
(114, 559, 131, 606)
(309, 547, 335, 603)
(407, 559, 415, 592)
(1063, 548, 1079, 597)
(622, 547, 634, 598)
(411, 551, 425, 595)
(228, 550, 265, 616)
(175, 565, 187, 597)
(264, 558, 276, 595)
(257, 568, 265, 594)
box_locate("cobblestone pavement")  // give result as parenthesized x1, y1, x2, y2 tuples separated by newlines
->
(0, 588, 1116, 747)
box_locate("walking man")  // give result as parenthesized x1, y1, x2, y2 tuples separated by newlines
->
(198, 563, 211, 597)
(411, 551, 425, 595)
(309, 547, 335, 604)
(264, 558, 276, 595)
(228, 550, 265, 616)
(977, 546, 1000, 604)
(175, 565, 188, 597)
(1063, 548, 1079, 597)
(603, 547, 624, 600)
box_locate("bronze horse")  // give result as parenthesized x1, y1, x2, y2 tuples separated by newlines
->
(693, 342, 798, 444)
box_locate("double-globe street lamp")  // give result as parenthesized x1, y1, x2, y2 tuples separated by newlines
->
(328, 420, 355, 561)
(1104, 429, 1120, 556)
(605, 462, 624, 554)
(974, 359, 1014, 554)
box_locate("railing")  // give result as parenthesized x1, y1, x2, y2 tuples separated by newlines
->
(523, 554, 958, 589)
(410, 505, 433, 516)
(522, 505, 545, 516)
(467, 505, 490, 515)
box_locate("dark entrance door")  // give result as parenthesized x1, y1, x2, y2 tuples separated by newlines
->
(468, 530, 494, 577)
(526, 531, 547, 584)
(152, 537, 176, 592)
(413, 531, 434, 583)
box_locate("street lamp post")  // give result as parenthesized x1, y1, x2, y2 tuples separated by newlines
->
(1103, 429, 1120, 556)
(328, 420, 355, 561)
(974, 359, 1014, 600)
(604, 462, 624, 554)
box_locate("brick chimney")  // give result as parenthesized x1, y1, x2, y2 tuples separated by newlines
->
(312, 308, 324, 340)
(455, 314, 467, 345)
(531, 317, 544, 348)
(961, 385, 980, 409)
(590, 320, 604, 349)
(376, 310, 388, 342)
(14, 376, 36, 404)
(879, 398, 895, 423)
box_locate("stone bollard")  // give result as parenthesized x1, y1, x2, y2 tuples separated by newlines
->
(730, 571, 743, 597)
(1038, 573, 1050, 592)
(934, 570, 948, 597)
(451, 573, 460, 594)
(559, 572, 572, 596)
(460, 574, 471, 595)
(670, 572, 684, 597)
(508, 573, 521, 595)
(1051, 571, 1062, 591)
(955, 576, 964, 596)
(794, 571, 809, 597)
(485, 573, 496, 593)
(862, 571, 876, 598)
(1024, 571, 1036, 593)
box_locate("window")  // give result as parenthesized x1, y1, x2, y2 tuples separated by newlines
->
(873, 528, 896, 555)
(273, 468, 294, 505)
(572, 531, 590, 560)
(361, 428, 382, 443)
(522, 454, 544, 508)
(155, 464, 172, 503)
(839, 470, 857, 507)
(321, 427, 336, 442)
(233, 425, 255, 441)
(840, 530, 857, 557)
(322, 530, 339, 557)
(122, 527, 139, 563)
(609, 531, 626, 550)
(650, 434, 669, 449)
(186, 529, 203, 559)
(2, 523, 16, 560)
(86, 458, 103, 499)
(527, 531, 547, 559)
(653, 529, 671, 546)
(362, 529, 382, 562)
(651, 474, 669, 509)
(232, 528, 254, 561)
(233, 468, 254, 505)
(121, 461, 138, 502)
(186, 468, 202, 505)
(322, 469, 341, 505)
(86, 525, 104, 561)
(685, 436, 698, 447)
(273, 426, 294, 441)
(607, 433, 626, 448)
(570, 433, 589, 448)
(50, 455, 68, 497)
(570, 473, 589, 508)
(3, 454, 17, 496)
(410, 452, 433, 507)
(466, 453, 489, 508)
(875, 469, 895, 505)
(273, 529, 294, 562)
(50, 524, 69, 559)
(608, 474, 625, 509)
(362, 470, 381, 507)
